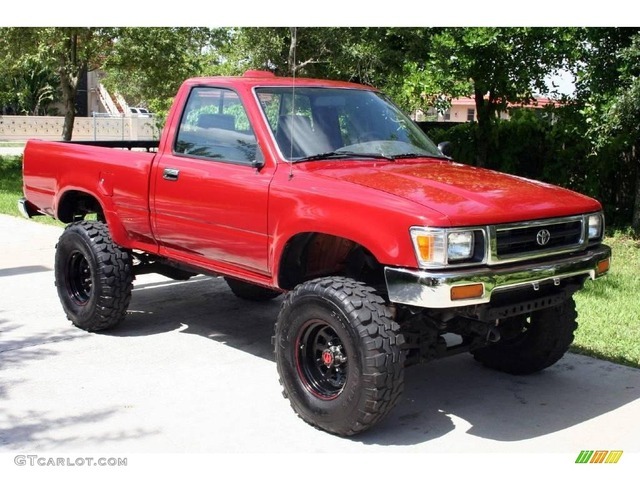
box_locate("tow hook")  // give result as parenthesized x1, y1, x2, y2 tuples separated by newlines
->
(486, 326, 501, 343)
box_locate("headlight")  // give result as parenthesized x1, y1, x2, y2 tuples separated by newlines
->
(410, 227, 483, 267)
(447, 231, 474, 260)
(587, 213, 604, 240)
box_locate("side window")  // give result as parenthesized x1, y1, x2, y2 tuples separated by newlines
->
(175, 87, 257, 164)
(467, 108, 475, 122)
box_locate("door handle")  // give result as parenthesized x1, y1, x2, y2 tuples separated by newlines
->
(163, 168, 180, 181)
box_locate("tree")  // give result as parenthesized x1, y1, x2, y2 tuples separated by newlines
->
(0, 27, 224, 137)
(0, 57, 58, 115)
(0, 27, 115, 140)
(102, 28, 225, 117)
(213, 27, 416, 89)
(575, 28, 640, 232)
(404, 28, 574, 166)
(213, 27, 352, 77)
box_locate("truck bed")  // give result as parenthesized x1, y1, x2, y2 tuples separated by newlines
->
(22, 139, 158, 251)
(66, 140, 159, 152)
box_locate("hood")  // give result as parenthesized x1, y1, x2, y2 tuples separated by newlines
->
(302, 159, 602, 226)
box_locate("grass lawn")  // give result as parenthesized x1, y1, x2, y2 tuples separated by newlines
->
(0, 155, 60, 226)
(573, 232, 640, 368)
(0, 156, 25, 218)
(1, 154, 638, 367)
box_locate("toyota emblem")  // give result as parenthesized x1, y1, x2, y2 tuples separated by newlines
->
(536, 229, 551, 246)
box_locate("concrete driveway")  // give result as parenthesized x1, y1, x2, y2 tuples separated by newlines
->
(1, 214, 638, 471)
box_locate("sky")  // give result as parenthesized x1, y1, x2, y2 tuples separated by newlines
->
(545, 69, 577, 97)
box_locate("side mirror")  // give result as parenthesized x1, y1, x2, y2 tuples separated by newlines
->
(251, 145, 266, 170)
(438, 141, 453, 158)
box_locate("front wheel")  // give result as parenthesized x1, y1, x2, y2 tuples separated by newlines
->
(274, 277, 405, 436)
(471, 297, 578, 374)
(54, 221, 133, 332)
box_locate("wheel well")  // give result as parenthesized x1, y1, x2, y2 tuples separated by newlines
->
(57, 191, 105, 223)
(278, 233, 385, 291)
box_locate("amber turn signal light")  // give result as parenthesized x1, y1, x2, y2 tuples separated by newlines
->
(416, 235, 434, 261)
(597, 258, 610, 275)
(450, 283, 484, 301)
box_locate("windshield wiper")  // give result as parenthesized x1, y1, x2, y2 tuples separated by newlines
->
(293, 151, 394, 163)
(390, 152, 447, 159)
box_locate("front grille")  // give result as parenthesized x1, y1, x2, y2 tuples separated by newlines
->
(495, 218, 583, 259)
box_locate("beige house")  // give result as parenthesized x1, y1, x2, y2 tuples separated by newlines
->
(414, 96, 557, 122)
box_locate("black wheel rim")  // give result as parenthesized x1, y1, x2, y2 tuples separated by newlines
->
(65, 251, 93, 305)
(295, 320, 348, 400)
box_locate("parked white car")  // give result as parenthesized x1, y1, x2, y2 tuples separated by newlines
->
(129, 107, 152, 117)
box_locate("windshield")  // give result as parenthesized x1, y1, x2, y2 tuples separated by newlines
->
(255, 87, 442, 161)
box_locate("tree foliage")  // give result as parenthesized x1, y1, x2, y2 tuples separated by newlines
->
(211, 28, 416, 88)
(0, 27, 115, 140)
(102, 28, 226, 117)
(406, 27, 575, 166)
(0, 56, 58, 115)
(572, 28, 640, 232)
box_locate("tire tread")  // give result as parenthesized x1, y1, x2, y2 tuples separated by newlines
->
(275, 276, 405, 436)
(55, 221, 133, 332)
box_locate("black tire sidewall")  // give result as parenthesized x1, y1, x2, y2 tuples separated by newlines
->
(54, 221, 132, 332)
(55, 227, 102, 329)
(472, 298, 577, 374)
(276, 293, 366, 433)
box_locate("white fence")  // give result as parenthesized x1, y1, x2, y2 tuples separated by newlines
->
(0, 114, 160, 142)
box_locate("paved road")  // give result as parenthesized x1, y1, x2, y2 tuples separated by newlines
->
(0, 214, 638, 474)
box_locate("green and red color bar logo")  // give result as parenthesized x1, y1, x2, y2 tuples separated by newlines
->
(575, 450, 623, 464)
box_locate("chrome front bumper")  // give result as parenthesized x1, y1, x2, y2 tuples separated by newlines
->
(385, 244, 611, 309)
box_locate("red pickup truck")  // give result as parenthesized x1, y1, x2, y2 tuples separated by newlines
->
(20, 70, 611, 436)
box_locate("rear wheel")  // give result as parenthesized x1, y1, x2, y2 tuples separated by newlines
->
(471, 298, 578, 374)
(55, 221, 133, 332)
(274, 276, 405, 436)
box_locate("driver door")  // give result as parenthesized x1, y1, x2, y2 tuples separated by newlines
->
(151, 86, 273, 275)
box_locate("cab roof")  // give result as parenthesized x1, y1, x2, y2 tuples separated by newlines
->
(183, 70, 377, 91)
